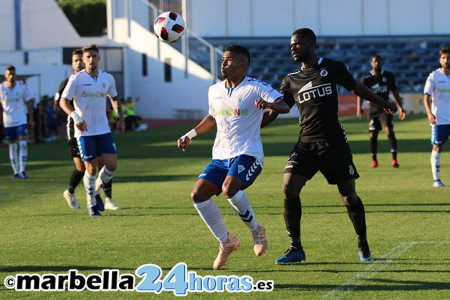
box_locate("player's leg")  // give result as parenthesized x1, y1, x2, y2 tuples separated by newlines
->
(430, 124, 448, 187)
(94, 133, 118, 211)
(5, 126, 20, 178)
(97, 154, 118, 210)
(369, 115, 380, 168)
(63, 138, 84, 209)
(223, 155, 266, 256)
(337, 179, 372, 261)
(382, 113, 399, 167)
(78, 135, 101, 216)
(192, 160, 238, 270)
(276, 144, 315, 264)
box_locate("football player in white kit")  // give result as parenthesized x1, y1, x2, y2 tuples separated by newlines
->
(178, 45, 287, 270)
(60, 44, 125, 217)
(0, 65, 35, 179)
(424, 47, 450, 188)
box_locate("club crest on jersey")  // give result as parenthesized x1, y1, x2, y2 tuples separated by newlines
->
(320, 69, 328, 77)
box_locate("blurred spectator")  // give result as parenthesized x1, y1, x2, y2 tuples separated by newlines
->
(43, 96, 58, 141)
(123, 96, 147, 131)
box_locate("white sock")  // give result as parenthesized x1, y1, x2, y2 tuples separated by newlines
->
(19, 140, 28, 173)
(9, 143, 19, 175)
(193, 199, 228, 243)
(431, 150, 440, 180)
(83, 172, 97, 207)
(95, 166, 114, 194)
(227, 190, 259, 232)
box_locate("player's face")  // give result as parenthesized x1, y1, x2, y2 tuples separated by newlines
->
(82, 50, 100, 73)
(4, 69, 16, 84)
(290, 34, 312, 63)
(72, 54, 85, 73)
(371, 57, 383, 71)
(220, 51, 245, 79)
(440, 53, 450, 71)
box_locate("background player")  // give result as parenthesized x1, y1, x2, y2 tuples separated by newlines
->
(0, 65, 35, 179)
(60, 44, 125, 216)
(55, 49, 118, 210)
(356, 55, 406, 168)
(178, 45, 286, 270)
(423, 47, 450, 188)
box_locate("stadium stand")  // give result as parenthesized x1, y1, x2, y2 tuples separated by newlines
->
(182, 36, 450, 94)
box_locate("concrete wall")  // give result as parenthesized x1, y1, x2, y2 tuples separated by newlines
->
(188, 0, 450, 37)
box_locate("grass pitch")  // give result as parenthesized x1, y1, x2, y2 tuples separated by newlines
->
(0, 114, 448, 299)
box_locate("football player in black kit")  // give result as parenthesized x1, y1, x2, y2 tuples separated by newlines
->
(356, 55, 406, 168)
(256, 28, 397, 263)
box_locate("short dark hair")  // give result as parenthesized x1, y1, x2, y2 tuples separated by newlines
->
(5, 65, 15, 72)
(224, 45, 251, 64)
(371, 54, 383, 62)
(439, 47, 450, 56)
(82, 44, 99, 54)
(292, 28, 316, 47)
(72, 49, 82, 56)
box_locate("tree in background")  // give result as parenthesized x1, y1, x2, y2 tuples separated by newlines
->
(57, 0, 107, 37)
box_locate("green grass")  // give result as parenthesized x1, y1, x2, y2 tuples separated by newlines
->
(0, 114, 449, 299)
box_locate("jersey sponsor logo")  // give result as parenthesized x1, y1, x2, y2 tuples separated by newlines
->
(437, 88, 450, 93)
(216, 108, 248, 116)
(238, 164, 246, 174)
(370, 83, 388, 93)
(81, 91, 106, 98)
(297, 82, 332, 103)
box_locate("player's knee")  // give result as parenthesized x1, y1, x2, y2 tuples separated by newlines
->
(191, 189, 208, 202)
(342, 194, 359, 206)
(221, 185, 238, 198)
(282, 183, 300, 199)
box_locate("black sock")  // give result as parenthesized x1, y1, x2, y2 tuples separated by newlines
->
(103, 179, 112, 198)
(346, 197, 367, 242)
(68, 170, 85, 194)
(284, 197, 302, 248)
(370, 131, 378, 161)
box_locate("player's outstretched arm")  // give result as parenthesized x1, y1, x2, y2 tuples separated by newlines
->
(353, 82, 397, 114)
(177, 114, 216, 151)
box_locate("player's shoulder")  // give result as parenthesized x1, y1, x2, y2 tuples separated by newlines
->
(244, 77, 273, 88)
(99, 70, 114, 79)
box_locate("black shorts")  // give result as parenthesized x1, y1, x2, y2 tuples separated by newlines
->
(68, 137, 81, 158)
(368, 111, 393, 131)
(284, 140, 359, 184)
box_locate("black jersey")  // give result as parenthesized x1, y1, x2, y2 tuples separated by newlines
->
(55, 77, 75, 140)
(281, 58, 357, 143)
(360, 71, 397, 115)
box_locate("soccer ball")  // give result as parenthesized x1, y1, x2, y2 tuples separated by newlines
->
(153, 11, 185, 43)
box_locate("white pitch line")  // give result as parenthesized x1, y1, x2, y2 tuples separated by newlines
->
(321, 242, 419, 300)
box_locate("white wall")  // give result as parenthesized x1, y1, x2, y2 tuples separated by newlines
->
(188, 0, 450, 37)
(111, 16, 213, 119)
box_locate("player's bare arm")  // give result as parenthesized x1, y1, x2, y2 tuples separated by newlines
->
(26, 101, 35, 127)
(423, 93, 436, 124)
(178, 114, 216, 151)
(356, 96, 364, 119)
(391, 87, 406, 120)
(60, 97, 88, 132)
(110, 96, 125, 132)
(353, 82, 397, 114)
(256, 98, 290, 128)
